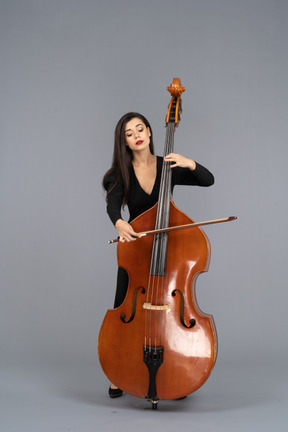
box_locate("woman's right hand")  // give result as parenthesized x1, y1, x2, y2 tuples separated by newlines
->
(115, 219, 140, 242)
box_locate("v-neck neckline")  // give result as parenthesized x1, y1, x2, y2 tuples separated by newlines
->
(132, 156, 159, 197)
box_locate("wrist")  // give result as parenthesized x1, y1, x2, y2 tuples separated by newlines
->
(115, 219, 123, 228)
(189, 160, 196, 171)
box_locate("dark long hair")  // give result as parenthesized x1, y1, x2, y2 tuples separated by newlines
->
(102, 112, 155, 206)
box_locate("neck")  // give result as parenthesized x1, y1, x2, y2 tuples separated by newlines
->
(132, 149, 155, 167)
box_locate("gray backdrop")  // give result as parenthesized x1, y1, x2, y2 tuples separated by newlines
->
(1, 0, 287, 431)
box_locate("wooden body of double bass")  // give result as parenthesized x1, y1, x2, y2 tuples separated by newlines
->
(98, 199, 217, 400)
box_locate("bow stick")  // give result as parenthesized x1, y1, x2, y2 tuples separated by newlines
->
(108, 216, 237, 244)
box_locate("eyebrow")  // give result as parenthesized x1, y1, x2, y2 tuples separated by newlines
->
(125, 123, 144, 132)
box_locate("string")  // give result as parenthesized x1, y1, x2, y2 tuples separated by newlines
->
(155, 124, 173, 349)
(144, 122, 174, 352)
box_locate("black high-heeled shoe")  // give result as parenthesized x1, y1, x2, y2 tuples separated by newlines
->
(108, 386, 123, 398)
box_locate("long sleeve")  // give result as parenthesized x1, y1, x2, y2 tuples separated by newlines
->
(104, 173, 123, 226)
(172, 162, 214, 187)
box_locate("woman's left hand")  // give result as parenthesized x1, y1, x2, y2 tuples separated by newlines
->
(164, 153, 196, 170)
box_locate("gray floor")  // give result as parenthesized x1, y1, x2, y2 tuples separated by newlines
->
(1, 358, 287, 432)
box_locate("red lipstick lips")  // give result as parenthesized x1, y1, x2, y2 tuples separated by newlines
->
(136, 140, 143, 145)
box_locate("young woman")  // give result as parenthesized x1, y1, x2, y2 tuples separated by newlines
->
(102, 112, 214, 398)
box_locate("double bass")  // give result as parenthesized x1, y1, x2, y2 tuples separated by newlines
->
(98, 78, 236, 408)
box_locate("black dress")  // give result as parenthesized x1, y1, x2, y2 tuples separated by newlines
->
(104, 156, 214, 307)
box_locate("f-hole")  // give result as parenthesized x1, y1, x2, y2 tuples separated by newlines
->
(172, 289, 196, 328)
(120, 286, 145, 323)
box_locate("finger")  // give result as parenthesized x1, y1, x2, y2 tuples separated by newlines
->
(128, 233, 138, 241)
(131, 231, 141, 238)
(122, 232, 137, 242)
(166, 159, 179, 168)
(128, 227, 140, 238)
(164, 156, 179, 165)
(164, 158, 176, 165)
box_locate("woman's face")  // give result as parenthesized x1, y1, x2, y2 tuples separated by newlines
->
(124, 117, 151, 153)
